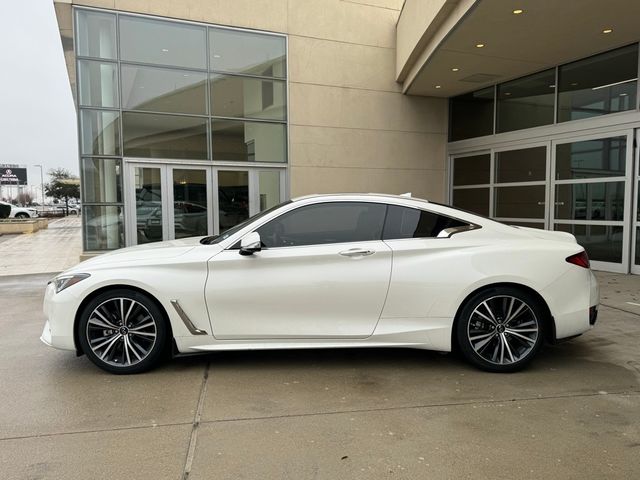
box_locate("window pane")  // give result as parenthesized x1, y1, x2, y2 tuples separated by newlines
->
(495, 147, 546, 183)
(134, 167, 163, 244)
(210, 28, 286, 78)
(83, 205, 123, 250)
(119, 16, 206, 69)
(76, 10, 116, 60)
(121, 65, 207, 115)
(78, 60, 118, 108)
(123, 113, 207, 160)
(211, 74, 286, 120)
(497, 69, 555, 132)
(173, 169, 208, 239)
(636, 227, 640, 266)
(212, 120, 286, 162)
(555, 182, 625, 221)
(382, 205, 467, 240)
(555, 224, 623, 263)
(453, 154, 490, 186)
(558, 44, 638, 122)
(449, 87, 494, 141)
(258, 170, 281, 211)
(218, 171, 249, 233)
(258, 202, 386, 248)
(555, 137, 626, 180)
(80, 109, 120, 156)
(495, 185, 545, 219)
(81, 158, 122, 203)
(452, 188, 489, 216)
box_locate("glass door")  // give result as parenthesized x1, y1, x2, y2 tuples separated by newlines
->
(130, 164, 166, 245)
(550, 131, 633, 273)
(170, 167, 212, 239)
(632, 130, 640, 274)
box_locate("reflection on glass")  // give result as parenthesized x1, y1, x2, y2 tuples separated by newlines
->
(555, 224, 623, 263)
(212, 120, 286, 162)
(121, 65, 207, 115)
(495, 185, 545, 219)
(495, 147, 546, 183)
(173, 169, 208, 239)
(80, 109, 120, 155)
(135, 167, 163, 244)
(123, 112, 207, 160)
(119, 16, 206, 69)
(636, 227, 640, 266)
(76, 10, 116, 59)
(210, 28, 286, 77)
(258, 170, 280, 211)
(555, 137, 626, 180)
(83, 205, 123, 250)
(81, 158, 122, 203)
(218, 171, 249, 233)
(555, 182, 624, 221)
(453, 154, 490, 186)
(558, 44, 638, 122)
(449, 87, 494, 141)
(78, 60, 118, 108)
(497, 69, 555, 133)
(211, 74, 286, 120)
(452, 188, 490, 216)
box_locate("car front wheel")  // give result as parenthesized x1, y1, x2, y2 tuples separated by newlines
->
(15, 212, 29, 219)
(456, 287, 545, 373)
(77, 289, 167, 374)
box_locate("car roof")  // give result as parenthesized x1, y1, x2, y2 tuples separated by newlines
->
(291, 193, 430, 204)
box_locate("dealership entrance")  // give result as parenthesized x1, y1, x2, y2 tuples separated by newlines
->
(450, 127, 640, 274)
(124, 161, 286, 245)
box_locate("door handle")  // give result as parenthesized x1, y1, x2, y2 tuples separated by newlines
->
(339, 248, 375, 257)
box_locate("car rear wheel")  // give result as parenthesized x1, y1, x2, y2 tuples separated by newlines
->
(456, 287, 545, 373)
(77, 289, 167, 374)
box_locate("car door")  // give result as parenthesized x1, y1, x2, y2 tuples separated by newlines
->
(205, 201, 392, 339)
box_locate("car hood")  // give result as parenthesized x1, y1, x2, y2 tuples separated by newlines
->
(69, 237, 215, 271)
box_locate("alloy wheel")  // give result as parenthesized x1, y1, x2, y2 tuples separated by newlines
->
(467, 295, 539, 365)
(85, 298, 158, 367)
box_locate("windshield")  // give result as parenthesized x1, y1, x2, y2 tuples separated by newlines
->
(200, 200, 292, 245)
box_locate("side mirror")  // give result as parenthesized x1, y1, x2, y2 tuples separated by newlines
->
(239, 231, 261, 256)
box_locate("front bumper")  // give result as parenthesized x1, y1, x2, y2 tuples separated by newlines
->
(40, 282, 78, 351)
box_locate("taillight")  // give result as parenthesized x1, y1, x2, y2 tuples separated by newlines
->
(566, 251, 590, 269)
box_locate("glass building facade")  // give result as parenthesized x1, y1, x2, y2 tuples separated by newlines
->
(448, 44, 640, 273)
(75, 8, 287, 251)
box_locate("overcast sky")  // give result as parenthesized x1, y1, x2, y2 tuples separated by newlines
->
(0, 0, 78, 192)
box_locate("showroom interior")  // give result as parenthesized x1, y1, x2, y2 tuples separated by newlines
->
(53, 0, 640, 274)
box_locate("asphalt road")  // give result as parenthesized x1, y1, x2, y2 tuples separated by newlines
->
(0, 272, 639, 479)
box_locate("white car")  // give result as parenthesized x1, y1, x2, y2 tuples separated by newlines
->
(41, 194, 599, 374)
(0, 201, 38, 219)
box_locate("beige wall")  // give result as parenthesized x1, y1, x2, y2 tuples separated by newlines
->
(57, 0, 448, 201)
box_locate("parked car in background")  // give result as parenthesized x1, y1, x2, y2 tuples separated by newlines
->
(0, 201, 38, 219)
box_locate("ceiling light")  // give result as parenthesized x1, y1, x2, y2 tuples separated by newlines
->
(512, 9, 524, 15)
(435, 85, 441, 89)
(570, 82, 578, 86)
(476, 43, 485, 48)
(620, 93, 628, 96)
(549, 84, 556, 88)
(161, 48, 169, 52)
(213, 54, 221, 58)
(602, 28, 613, 34)
(504, 92, 512, 96)
(452, 68, 459, 72)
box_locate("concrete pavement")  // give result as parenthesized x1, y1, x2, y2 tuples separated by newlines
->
(0, 272, 638, 479)
(0, 217, 82, 276)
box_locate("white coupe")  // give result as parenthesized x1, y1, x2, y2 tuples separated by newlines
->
(41, 194, 599, 374)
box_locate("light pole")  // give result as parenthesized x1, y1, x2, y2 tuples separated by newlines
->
(34, 164, 45, 208)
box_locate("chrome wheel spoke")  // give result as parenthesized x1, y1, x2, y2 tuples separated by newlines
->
(505, 330, 536, 344)
(86, 298, 157, 368)
(502, 334, 515, 363)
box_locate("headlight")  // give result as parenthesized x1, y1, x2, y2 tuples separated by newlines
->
(50, 273, 91, 294)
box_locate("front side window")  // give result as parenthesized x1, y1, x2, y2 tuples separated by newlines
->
(257, 202, 387, 248)
(382, 205, 468, 240)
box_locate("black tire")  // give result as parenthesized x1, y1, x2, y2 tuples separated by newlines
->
(15, 212, 29, 219)
(456, 286, 545, 373)
(77, 289, 168, 374)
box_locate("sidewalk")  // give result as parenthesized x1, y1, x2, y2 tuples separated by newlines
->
(0, 217, 82, 276)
